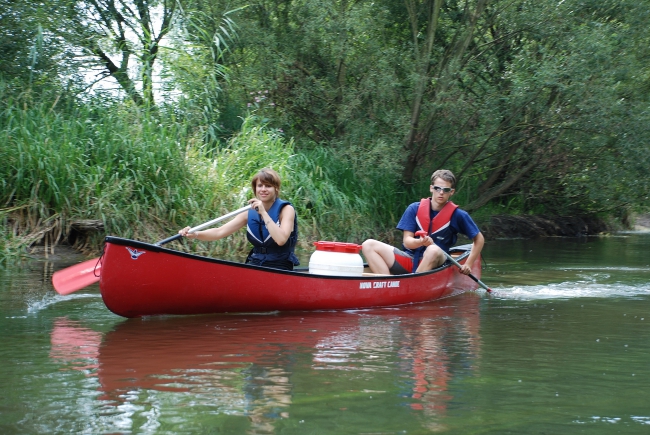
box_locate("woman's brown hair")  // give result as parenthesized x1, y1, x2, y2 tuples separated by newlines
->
(251, 168, 282, 195)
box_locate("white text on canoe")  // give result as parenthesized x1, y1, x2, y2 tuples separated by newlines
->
(359, 281, 400, 289)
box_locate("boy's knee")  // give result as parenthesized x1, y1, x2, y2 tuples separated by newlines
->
(423, 244, 439, 256)
(423, 245, 444, 262)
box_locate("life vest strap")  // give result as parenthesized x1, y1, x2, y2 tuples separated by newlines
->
(416, 199, 458, 235)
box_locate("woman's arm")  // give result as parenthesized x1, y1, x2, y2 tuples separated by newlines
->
(261, 205, 296, 246)
(179, 212, 248, 241)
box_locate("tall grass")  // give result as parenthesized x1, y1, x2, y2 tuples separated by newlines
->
(1, 97, 405, 262)
(288, 145, 403, 245)
(1, 98, 194, 256)
(175, 116, 298, 258)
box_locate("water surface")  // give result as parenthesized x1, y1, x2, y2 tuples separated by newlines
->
(1, 234, 649, 434)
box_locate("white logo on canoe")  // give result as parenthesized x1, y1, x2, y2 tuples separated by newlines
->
(126, 247, 146, 260)
(359, 281, 400, 289)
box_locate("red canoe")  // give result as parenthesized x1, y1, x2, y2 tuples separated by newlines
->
(99, 236, 483, 318)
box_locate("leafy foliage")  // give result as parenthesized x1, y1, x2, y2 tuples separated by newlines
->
(1, 0, 649, 258)
(210, 0, 649, 217)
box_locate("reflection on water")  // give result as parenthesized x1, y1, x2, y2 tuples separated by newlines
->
(49, 318, 100, 372)
(48, 296, 482, 434)
(3, 234, 650, 434)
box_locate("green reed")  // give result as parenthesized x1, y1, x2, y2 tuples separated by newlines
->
(1, 98, 401, 261)
(1, 99, 196, 257)
(288, 146, 402, 245)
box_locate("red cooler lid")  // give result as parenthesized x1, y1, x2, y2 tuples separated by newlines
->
(313, 241, 362, 254)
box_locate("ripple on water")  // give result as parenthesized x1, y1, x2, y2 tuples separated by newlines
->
(490, 282, 650, 300)
(26, 292, 102, 315)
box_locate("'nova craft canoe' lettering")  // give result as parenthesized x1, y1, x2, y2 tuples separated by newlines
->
(359, 281, 401, 289)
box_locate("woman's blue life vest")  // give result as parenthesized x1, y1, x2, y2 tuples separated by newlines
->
(246, 198, 300, 268)
(410, 199, 458, 273)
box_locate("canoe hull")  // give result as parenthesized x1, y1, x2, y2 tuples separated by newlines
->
(100, 237, 482, 318)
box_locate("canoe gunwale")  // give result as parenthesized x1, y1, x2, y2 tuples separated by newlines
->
(99, 237, 481, 317)
(103, 236, 472, 280)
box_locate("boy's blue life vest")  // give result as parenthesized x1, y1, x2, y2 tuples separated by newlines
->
(246, 198, 299, 266)
(411, 199, 458, 273)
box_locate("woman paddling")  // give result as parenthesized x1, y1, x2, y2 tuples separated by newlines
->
(179, 168, 300, 270)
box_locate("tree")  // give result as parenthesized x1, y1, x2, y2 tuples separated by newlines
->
(401, 0, 488, 184)
(162, 1, 240, 142)
(451, 0, 650, 215)
(47, 0, 179, 106)
(0, 1, 71, 95)
(3, 0, 647, 224)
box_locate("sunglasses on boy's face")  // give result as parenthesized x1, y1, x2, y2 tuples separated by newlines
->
(432, 186, 453, 194)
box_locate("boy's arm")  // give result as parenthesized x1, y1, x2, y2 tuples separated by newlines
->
(460, 232, 484, 275)
(403, 230, 433, 250)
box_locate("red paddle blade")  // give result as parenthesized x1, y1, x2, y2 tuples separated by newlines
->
(52, 258, 102, 295)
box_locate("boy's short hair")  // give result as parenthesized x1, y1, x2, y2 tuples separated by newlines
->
(431, 169, 456, 189)
(252, 168, 282, 194)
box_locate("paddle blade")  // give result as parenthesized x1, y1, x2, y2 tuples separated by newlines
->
(52, 258, 101, 295)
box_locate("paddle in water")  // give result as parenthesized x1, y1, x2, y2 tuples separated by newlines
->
(52, 258, 104, 296)
(415, 230, 492, 293)
(52, 205, 252, 295)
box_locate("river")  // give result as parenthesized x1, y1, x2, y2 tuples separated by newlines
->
(1, 233, 649, 434)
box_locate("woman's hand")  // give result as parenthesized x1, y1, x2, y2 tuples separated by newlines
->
(249, 198, 272, 225)
(248, 198, 263, 213)
(178, 226, 200, 239)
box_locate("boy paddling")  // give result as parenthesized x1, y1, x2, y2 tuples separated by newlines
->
(362, 169, 485, 275)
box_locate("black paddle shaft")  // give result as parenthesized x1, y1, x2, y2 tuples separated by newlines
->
(155, 234, 182, 246)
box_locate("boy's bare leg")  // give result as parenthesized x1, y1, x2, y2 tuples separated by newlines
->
(361, 239, 396, 274)
(415, 245, 446, 273)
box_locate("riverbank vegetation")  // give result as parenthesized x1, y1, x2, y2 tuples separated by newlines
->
(1, 100, 395, 260)
(2, 0, 649, 262)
